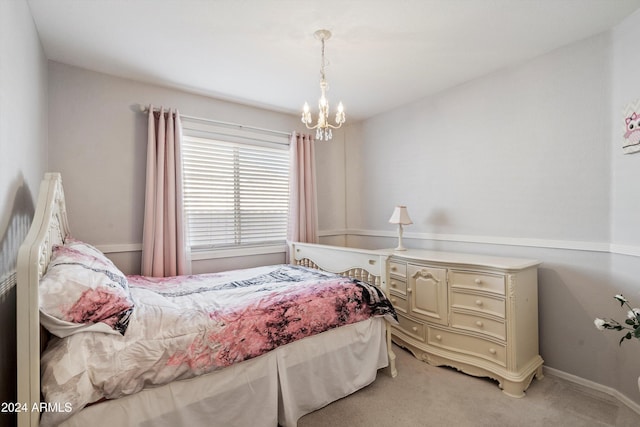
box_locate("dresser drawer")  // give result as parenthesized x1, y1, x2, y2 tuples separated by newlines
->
(450, 311, 506, 341)
(389, 260, 407, 278)
(393, 314, 425, 342)
(450, 270, 505, 296)
(427, 327, 506, 367)
(389, 293, 408, 314)
(389, 277, 407, 296)
(450, 291, 505, 318)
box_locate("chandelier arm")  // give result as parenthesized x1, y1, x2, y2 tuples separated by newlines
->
(304, 123, 344, 131)
(325, 123, 344, 130)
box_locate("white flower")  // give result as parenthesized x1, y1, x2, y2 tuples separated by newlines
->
(614, 294, 627, 303)
(595, 294, 640, 345)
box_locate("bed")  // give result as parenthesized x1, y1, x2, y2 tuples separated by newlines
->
(16, 173, 397, 427)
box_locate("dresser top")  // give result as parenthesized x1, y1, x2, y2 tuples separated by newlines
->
(383, 248, 541, 271)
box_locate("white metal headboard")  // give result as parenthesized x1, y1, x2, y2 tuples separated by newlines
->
(17, 172, 70, 427)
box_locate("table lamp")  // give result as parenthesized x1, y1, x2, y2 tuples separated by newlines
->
(388, 206, 412, 251)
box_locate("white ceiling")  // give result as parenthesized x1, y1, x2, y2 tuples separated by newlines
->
(27, 0, 640, 120)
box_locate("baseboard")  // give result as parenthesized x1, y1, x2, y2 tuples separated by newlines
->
(544, 366, 640, 416)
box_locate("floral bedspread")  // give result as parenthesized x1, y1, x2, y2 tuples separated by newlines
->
(40, 264, 397, 426)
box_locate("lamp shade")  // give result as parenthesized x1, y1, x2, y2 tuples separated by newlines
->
(388, 206, 413, 225)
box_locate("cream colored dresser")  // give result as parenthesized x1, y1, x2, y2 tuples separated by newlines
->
(387, 249, 544, 397)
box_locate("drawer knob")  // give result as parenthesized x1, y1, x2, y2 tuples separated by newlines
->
(412, 326, 418, 332)
(408, 288, 413, 294)
(475, 278, 482, 285)
(475, 299, 483, 306)
(391, 298, 397, 304)
(391, 266, 397, 272)
(475, 321, 484, 327)
(489, 348, 497, 355)
(391, 281, 397, 287)
(435, 334, 442, 341)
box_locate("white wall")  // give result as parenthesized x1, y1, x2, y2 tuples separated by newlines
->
(0, 0, 48, 420)
(611, 9, 640, 249)
(608, 6, 640, 406)
(47, 62, 346, 274)
(344, 30, 640, 405)
(351, 34, 612, 242)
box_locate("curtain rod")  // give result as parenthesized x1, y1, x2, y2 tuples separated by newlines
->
(139, 104, 292, 138)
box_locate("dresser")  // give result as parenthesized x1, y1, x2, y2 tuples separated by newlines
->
(387, 249, 543, 397)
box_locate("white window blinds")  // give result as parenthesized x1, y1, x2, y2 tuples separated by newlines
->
(181, 121, 290, 251)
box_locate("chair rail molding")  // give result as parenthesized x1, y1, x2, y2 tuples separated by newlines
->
(96, 230, 640, 259)
(331, 228, 638, 257)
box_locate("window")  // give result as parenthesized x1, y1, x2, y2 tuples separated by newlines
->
(181, 119, 290, 253)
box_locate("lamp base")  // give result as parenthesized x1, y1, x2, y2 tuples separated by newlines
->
(395, 225, 407, 251)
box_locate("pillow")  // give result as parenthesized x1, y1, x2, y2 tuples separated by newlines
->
(39, 237, 134, 337)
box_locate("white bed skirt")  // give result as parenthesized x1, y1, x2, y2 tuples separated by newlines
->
(57, 317, 387, 427)
(278, 316, 388, 426)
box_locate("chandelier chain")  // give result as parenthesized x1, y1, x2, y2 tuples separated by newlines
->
(320, 37, 326, 83)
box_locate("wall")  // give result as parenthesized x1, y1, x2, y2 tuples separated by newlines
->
(608, 6, 640, 405)
(0, 0, 49, 425)
(345, 30, 640, 406)
(47, 62, 347, 274)
(352, 34, 612, 241)
(611, 10, 640, 249)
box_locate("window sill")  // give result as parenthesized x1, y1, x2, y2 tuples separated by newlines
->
(190, 244, 288, 260)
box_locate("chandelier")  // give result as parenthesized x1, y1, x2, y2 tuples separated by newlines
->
(301, 29, 345, 141)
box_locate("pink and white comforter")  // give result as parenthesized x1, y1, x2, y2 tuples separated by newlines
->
(40, 264, 397, 426)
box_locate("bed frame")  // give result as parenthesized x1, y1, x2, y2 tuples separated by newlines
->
(16, 173, 396, 427)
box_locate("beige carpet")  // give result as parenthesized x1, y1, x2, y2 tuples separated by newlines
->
(298, 345, 640, 427)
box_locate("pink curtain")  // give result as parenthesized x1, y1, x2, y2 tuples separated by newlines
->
(141, 106, 190, 277)
(288, 132, 318, 243)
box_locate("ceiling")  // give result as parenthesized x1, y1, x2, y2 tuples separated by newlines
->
(27, 0, 640, 121)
